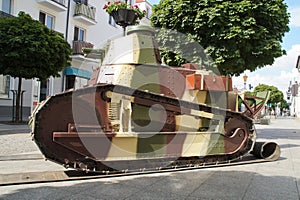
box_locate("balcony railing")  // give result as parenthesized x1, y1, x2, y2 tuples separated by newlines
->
(72, 40, 94, 55)
(36, 0, 67, 12)
(0, 11, 14, 18)
(73, 3, 96, 25)
(52, 0, 65, 5)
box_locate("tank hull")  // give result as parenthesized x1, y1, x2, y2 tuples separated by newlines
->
(31, 84, 255, 172)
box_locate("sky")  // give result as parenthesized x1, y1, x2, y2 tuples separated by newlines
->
(147, 0, 300, 98)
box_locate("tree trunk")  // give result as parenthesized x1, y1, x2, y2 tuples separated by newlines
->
(15, 76, 22, 123)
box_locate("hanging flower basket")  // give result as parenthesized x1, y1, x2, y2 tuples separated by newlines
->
(103, 1, 146, 28)
(111, 9, 138, 27)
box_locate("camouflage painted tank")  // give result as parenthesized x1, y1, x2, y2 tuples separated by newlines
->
(30, 26, 280, 172)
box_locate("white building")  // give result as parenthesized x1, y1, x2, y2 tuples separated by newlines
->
(290, 55, 300, 118)
(136, 0, 152, 24)
(0, 0, 152, 121)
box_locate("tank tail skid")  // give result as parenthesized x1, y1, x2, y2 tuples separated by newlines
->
(251, 142, 280, 161)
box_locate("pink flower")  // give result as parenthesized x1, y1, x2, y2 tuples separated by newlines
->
(134, 5, 139, 9)
(115, 1, 121, 4)
(103, 4, 108, 9)
(107, 1, 110, 5)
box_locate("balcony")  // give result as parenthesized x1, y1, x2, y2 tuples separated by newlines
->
(72, 40, 94, 60)
(0, 11, 14, 18)
(73, 3, 97, 25)
(36, 0, 67, 12)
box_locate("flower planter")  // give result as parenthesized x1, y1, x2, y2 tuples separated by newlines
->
(111, 9, 138, 27)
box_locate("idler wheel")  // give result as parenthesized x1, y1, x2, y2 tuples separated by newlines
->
(251, 142, 280, 161)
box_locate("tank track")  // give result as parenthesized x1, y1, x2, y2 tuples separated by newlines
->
(1, 154, 271, 187)
(32, 84, 256, 173)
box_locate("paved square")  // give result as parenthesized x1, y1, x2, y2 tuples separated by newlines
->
(0, 118, 299, 199)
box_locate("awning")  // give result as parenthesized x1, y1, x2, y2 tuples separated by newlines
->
(64, 67, 91, 79)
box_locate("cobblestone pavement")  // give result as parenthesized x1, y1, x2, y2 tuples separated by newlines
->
(0, 123, 36, 156)
(0, 133, 38, 156)
(0, 117, 299, 200)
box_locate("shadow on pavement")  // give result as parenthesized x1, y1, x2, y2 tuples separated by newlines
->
(279, 144, 300, 149)
(1, 170, 299, 200)
(256, 128, 300, 140)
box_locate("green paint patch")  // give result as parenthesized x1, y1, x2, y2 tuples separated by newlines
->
(137, 134, 167, 158)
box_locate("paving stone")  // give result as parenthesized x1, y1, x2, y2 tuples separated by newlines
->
(0, 118, 299, 199)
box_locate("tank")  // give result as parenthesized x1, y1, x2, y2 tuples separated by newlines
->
(30, 26, 280, 172)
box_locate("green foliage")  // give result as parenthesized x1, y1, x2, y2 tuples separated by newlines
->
(254, 84, 284, 108)
(245, 91, 254, 96)
(154, 28, 217, 71)
(151, 0, 289, 76)
(0, 12, 71, 81)
(280, 99, 289, 109)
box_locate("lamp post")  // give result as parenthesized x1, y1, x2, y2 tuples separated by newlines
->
(243, 74, 248, 90)
(287, 81, 292, 101)
(124, 0, 129, 36)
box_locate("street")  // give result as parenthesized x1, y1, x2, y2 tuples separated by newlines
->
(0, 117, 299, 200)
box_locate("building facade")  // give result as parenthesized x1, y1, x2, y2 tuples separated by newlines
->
(0, 0, 152, 121)
(289, 55, 300, 118)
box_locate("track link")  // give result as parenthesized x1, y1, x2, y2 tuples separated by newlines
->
(0, 154, 270, 187)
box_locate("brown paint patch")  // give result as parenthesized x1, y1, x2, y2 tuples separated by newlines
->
(166, 133, 187, 157)
(53, 132, 114, 160)
(224, 128, 248, 154)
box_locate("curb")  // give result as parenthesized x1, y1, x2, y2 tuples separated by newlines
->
(0, 153, 43, 161)
(0, 129, 31, 134)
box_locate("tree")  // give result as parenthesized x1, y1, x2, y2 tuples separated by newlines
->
(280, 99, 289, 110)
(254, 84, 284, 109)
(151, 0, 289, 76)
(0, 12, 72, 122)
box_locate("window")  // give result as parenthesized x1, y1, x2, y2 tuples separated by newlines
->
(128, 0, 133, 5)
(65, 75, 75, 90)
(74, 77, 88, 89)
(2, 0, 12, 14)
(146, 6, 151, 19)
(65, 75, 88, 90)
(74, 27, 85, 41)
(39, 12, 54, 30)
(39, 80, 48, 102)
(74, 0, 87, 5)
(0, 75, 10, 98)
(108, 15, 116, 27)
